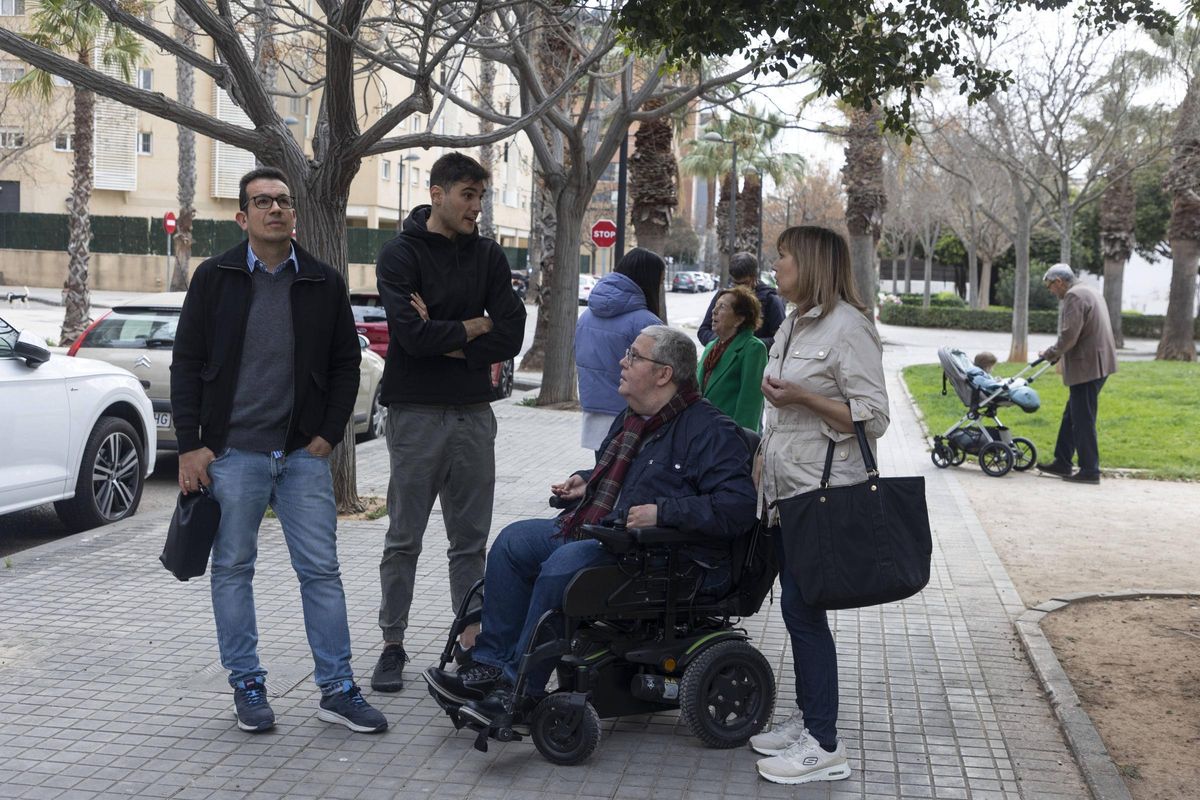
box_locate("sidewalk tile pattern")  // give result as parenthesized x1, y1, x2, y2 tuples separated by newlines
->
(0, 371, 1088, 799)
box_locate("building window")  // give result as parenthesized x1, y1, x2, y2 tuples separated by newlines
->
(0, 0, 26, 16)
(51, 74, 70, 87)
(382, 159, 391, 180)
(0, 63, 24, 82)
(137, 132, 152, 155)
(411, 114, 422, 132)
(289, 96, 301, 115)
(410, 167, 420, 187)
(137, 68, 153, 91)
(0, 128, 25, 148)
(54, 133, 74, 152)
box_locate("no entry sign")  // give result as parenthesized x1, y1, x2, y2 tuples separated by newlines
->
(163, 211, 178, 235)
(590, 219, 617, 248)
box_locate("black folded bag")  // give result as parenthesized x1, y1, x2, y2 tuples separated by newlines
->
(160, 487, 221, 581)
(772, 422, 932, 610)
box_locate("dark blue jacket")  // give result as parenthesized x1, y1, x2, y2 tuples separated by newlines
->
(575, 272, 662, 415)
(573, 399, 757, 555)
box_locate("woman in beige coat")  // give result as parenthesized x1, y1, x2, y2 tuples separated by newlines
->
(749, 226, 890, 786)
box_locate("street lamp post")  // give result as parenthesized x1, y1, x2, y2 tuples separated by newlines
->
(703, 131, 737, 285)
(398, 153, 420, 225)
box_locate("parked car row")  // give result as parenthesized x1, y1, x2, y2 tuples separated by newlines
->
(671, 271, 717, 293)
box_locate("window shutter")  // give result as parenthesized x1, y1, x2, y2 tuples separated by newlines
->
(92, 42, 137, 191)
(211, 84, 256, 198)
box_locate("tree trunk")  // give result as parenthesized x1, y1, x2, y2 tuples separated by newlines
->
(61, 73, 94, 347)
(1008, 204, 1032, 363)
(538, 185, 585, 404)
(842, 107, 886, 318)
(1157, 72, 1200, 362)
(1102, 256, 1126, 347)
(922, 249, 933, 308)
(848, 233, 877, 312)
(903, 241, 912, 294)
(630, 101, 677, 257)
(966, 241, 978, 309)
(520, 177, 557, 372)
(716, 171, 734, 281)
(979, 257, 993, 307)
(171, 6, 197, 292)
(1099, 163, 1134, 348)
(738, 171, 763, 262)
(477, 18, 497, 241)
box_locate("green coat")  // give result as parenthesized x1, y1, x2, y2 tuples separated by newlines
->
(697, 328, 769, 432)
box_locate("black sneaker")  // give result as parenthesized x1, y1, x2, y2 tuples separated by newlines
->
(233, 677, 275, 732)
(1036, 460, 1073, 477)
(1063, 472, 1100, 485)
(422, 662, 503, 704)
(460, 683, 515, 727)
(317, 681, 388, 733)
(370, 644, 408, 692)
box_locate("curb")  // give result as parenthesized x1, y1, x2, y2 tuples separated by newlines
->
(1015, 589, 1200, 800)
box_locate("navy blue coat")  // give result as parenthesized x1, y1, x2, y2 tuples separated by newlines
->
(573, 399, 758, 554)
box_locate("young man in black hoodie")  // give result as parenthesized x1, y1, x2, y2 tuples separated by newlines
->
(372, 153, 526, 691)
(697, 252, 785, 347)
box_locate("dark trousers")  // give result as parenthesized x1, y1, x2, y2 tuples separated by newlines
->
(773, 530, 839, 749)
(1053, 377, 1106, 475)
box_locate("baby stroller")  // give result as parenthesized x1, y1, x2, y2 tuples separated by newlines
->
(930, 347, 1053, 477)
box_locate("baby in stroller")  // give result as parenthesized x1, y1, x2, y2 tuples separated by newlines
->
(930, 346, 1052, 477)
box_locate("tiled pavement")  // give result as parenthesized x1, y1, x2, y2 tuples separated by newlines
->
(0, 353, 1091, 799)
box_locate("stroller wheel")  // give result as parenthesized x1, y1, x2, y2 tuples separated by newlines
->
(979, 442, 1014, 477)
(950, 444, 967, 465)
(930, 440, 954, 469)
(1010, 437, 1037, 471)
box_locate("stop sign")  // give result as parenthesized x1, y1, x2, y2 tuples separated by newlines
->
(163, 211, 177, 235)
(590, 219, 617, 248)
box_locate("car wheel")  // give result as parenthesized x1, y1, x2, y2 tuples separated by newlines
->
(54, 416, 145, 532)
(364, 386, 387, 441)
(492, 358, 515, 400)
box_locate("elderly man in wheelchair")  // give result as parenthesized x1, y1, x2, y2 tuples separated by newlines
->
(422, 325, 778, 764)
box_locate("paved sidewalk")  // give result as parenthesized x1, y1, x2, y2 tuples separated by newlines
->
(0, 356, 1090, 799)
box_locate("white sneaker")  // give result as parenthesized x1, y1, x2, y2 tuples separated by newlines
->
(756, 731, 851, 784)
(748, 708, 806, 755)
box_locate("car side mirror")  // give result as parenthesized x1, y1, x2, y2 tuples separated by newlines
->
(14, 330, 51, 368)
(357, 334, 369, 351)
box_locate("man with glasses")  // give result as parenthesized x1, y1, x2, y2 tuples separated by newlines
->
(422, 325, 757, 726)
(172, 167, 387, 734)
(1035, 263, 1118, 484)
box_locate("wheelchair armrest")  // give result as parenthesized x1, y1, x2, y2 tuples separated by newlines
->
(582, 524, 636, 554)
(630, 526, 693, 546)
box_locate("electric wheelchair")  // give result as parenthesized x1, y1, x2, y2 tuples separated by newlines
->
(425, 504, 780, 765)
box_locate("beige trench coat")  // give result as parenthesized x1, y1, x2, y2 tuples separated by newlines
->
(758, 301, 890, 523)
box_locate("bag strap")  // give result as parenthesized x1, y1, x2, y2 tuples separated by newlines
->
(819, 420, 880, 488)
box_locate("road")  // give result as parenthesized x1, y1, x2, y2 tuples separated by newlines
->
(0, 286, 722, 556)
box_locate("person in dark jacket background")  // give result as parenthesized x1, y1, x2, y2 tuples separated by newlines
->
(171, 167, 386, 735)
(372, 152, 526, 692)
(574, 247, 664, 449)
(422, 325, 757, 725)
(698, 252, 785, 347)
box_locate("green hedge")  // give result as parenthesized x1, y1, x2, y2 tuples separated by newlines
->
(879, 303, 1200, 338)
(896, 292, 967, 308)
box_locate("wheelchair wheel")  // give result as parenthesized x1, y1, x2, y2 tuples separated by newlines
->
(1010, 437, 1037, 471)
(530, 694, 601, 765)
(680, 640, 775, 748)
(978, 441, 1014, 477)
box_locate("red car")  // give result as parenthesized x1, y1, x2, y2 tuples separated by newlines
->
(349, 290, 514, 400)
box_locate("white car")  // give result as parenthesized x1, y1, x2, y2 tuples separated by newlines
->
(578, 274, 599, 306)
(0, 315, 157, 532)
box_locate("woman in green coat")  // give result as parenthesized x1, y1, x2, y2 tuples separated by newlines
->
(697, 285, 769, 432)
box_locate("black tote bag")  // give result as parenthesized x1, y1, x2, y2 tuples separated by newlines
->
(772, 422, 931, 610)
(160, 487, 222, 581)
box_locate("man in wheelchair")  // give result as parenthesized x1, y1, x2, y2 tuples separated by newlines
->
(423, 325, 759, 732)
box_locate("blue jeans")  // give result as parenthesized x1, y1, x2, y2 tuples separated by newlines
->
(208, 447, 354, 691)
(472, 519, 616, 692)
(773, 530, 839, 749)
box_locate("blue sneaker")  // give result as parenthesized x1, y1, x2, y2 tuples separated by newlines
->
(318, 680, 388, 733)
(233, 677, 275, 732)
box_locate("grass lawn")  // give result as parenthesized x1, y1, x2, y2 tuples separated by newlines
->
(901, 361, 1200, 480)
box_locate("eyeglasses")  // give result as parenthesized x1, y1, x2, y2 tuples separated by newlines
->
(623, 347, 669, 367)
(243, 193, 295, 210)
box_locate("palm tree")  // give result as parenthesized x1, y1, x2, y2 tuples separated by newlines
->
(171, 4, 197, 292)
(1158, 67, 1199, 361)
(842, 106, 886, 318)
(1099, 159, 1135, 348)
(629, 97, 678, 260)
(681, 108, 805, 280)
(15, 0, 143, 344)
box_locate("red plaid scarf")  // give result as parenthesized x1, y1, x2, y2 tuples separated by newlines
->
(557, 388, 700, 541)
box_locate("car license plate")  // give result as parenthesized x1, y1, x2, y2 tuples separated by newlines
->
(155, 412, 172, 428)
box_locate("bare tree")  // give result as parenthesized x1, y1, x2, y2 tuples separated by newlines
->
(0, 88, 69, 176)
(0, 0, 601, 510)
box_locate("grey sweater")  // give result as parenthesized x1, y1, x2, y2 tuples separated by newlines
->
(225, 267, 296, 453)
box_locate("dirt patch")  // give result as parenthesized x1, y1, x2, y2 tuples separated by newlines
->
(339, 495, 387, 521)
(950, 464, 1200, 800)
(1041, 598, 1200, 800)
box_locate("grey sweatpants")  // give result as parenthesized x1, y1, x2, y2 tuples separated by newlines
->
(379, 403, 497, 643)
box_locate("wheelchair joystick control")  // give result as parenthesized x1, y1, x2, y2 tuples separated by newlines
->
(630, 674, 680, 703)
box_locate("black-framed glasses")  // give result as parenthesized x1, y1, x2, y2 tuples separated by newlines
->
(244, 193, 295, 210)
(623, 347, 669, 367)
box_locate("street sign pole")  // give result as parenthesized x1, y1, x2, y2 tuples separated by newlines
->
(162, 212, 178, 289)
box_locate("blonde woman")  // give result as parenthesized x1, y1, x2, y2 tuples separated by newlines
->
(751, 226, 890, 785)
